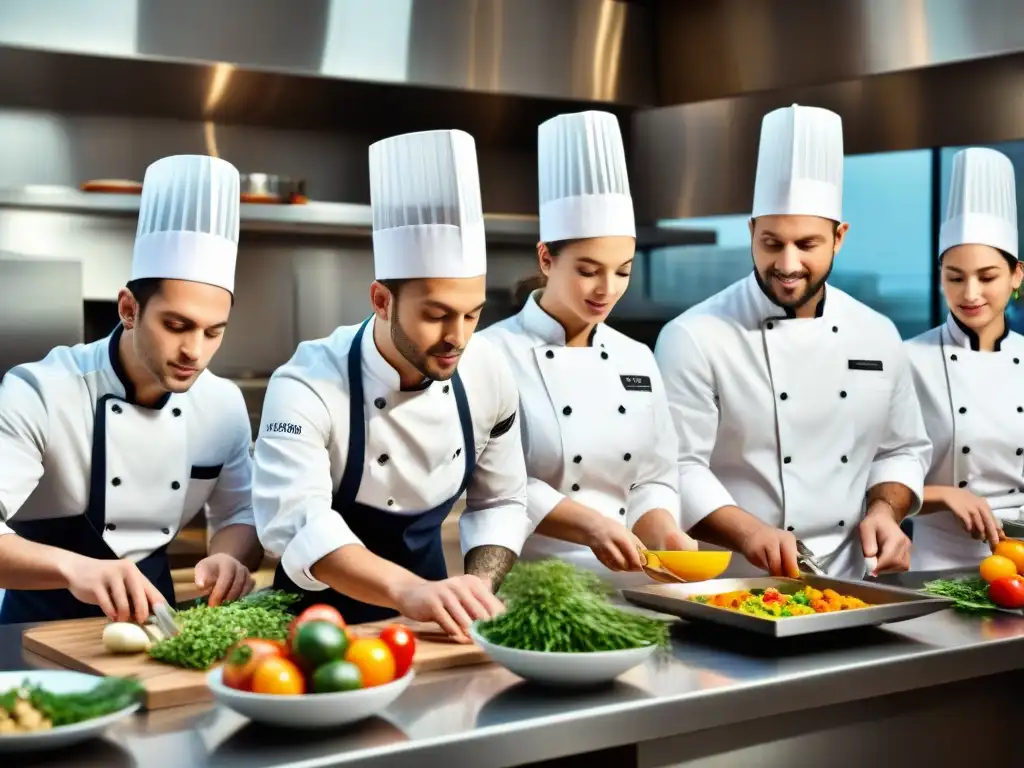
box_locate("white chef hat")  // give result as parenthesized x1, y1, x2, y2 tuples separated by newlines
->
(752, 104, 844, 223)
(369, 129, 486, 280)
(940, 147, 1018, 261)
(131, 155, 241, 294)
(538, 110, 635, 243)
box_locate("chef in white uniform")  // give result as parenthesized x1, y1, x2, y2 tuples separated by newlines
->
(0, 154, 262, 624)
(253, 129, 531, 641)
(905, 148, 1024, 570)
(481, 111, 696, 589)
(654, 104, 932, 580)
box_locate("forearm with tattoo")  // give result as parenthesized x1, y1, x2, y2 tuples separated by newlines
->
(866, 482, 914, 521)
(464, 545, 517, 593)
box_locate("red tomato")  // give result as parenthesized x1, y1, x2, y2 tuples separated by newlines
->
(378, 625, 416, 678)
(287, 604, 347, 646)
(988, 576, 1024, 609)
(221, 639, 285, 692)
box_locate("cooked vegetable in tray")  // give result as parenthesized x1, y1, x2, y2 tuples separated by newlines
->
(689, 586, 871, 619)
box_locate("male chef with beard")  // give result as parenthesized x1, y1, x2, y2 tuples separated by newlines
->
(253, 129, 531, 642)
(655, 104, 932, 580)
(0, 155, 263, 624)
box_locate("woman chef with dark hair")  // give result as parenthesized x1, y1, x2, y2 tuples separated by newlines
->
(0, 155, 263, 623)
(905, 147, 1024, 569)
(482, 111, 696, 589)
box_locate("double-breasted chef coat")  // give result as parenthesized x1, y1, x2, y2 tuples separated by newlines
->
(0, 324, 256, 623)
(905, 313, 1024, 569)
(252, 315, 532, 624)
(654, 272, 932, 579)
(480, 292, 681, 588)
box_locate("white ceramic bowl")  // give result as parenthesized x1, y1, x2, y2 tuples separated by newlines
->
(206, 667, 414, 728)
(469, 624, 658, 687)
(0, 670, 140, 752)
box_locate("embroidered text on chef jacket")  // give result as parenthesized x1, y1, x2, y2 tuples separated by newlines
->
(252, 316, 532, 590)
(481, 293, 679, 584)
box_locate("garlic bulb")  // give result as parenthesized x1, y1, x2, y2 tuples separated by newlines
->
(102, 622, 151, 653)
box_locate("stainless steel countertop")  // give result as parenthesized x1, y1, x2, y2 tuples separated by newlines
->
(11, 605, 1024, 768)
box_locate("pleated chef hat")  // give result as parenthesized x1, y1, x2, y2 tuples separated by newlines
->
(538, 111, 635, 243)
(940, 147, 1018, 260)
(370, 129, 486, 280)
(131, 155, 241, 293)
(752, 104, 844, 222)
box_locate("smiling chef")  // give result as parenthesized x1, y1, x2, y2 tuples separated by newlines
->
(654, 104, 933, 580)
(481, 110, 696, 589)
(905, 147, 1024, 569)
(253, 129, 531, 642)
(0, 154, 263, 625)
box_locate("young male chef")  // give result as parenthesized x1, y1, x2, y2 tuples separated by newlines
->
(0, 154, 263, 624)
(654, 104, 933, 580)
(253, 129, 531, 642)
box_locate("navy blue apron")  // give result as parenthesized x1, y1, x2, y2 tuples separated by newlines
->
(273, 318, 477, 624)
(0, 328, 177, 624)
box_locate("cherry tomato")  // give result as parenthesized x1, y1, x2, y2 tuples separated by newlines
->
(344, 638, 396, 687)
(288, 604, 347, 646)
(994, 540, 1024, 574)
(221, 639, 285, 692)
(378, 625, 416, 679)
(980, 554, 1017, 584)
(251, 656, 306, 696)
(988, 576, 1024, 609)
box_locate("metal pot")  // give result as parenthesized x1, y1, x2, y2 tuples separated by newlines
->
(239, 173, 306, 204)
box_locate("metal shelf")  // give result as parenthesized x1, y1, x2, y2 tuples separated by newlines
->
(0, 186, 715, 248)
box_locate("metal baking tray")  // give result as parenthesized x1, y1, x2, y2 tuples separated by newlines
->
(1002, 519, 1024, 539)
(621, 576, 953, 637)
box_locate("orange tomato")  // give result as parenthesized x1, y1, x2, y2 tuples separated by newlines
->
(979, 554, 1017, 584)
(344, 638, 396, 687)
(250, 656, 306, 696)
(222, 638, 286, 692)
(994, 539, 1024, 574)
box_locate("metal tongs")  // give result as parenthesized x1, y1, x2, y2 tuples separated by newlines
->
(795, 540, 827, 577)
(638, 549, 688, 584)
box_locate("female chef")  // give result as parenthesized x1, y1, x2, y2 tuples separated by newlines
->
(0, 155, 262, 624)
(905, 147, 1024, 570)
(481, 111, 696, 589)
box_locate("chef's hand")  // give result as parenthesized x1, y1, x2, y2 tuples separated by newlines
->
(65, 557, 167, 624)
(584, 514, 647, 572)
(194, 553, 255, 607)
(858, 503, 911, 575)
(392, 574, 504, 643)
(739, 524, 800, 578)
(631, 508, 699, 553)
(940, 487, 1005, 550)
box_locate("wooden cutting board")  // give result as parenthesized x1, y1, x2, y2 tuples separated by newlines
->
(22, 616, 490, 710)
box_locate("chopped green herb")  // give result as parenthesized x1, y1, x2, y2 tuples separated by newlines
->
(477, 560, 671, 653)
(1, 676, 145, 728)
(148, 589, 300, 670)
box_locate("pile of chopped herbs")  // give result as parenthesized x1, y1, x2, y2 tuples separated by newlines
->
(148, 590, 300, 670)
(476, 560, 671, 653)
(1, 676, 145, 728)
(922, 577, 999, 612)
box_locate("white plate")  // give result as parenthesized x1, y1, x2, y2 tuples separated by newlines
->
(469, 624, 658, 687)
(0, 670, 140, 752)
(207, 667, 414, 728)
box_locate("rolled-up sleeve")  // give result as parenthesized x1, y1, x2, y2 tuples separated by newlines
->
(0, 370, 49, 534)
(654, 321, 736, 530)
(461, 355, 532, 556)
(626, 358, 681, 529)
(252, 374, 360, 591)
(204, 386, 256, 533)
(866, 347, 931, 515)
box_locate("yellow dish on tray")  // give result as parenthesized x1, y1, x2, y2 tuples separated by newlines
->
(642, 551, 731, 582)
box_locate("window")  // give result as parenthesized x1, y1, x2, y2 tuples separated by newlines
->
(651, 149, 935, 338)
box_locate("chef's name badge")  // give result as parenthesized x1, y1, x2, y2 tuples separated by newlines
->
(620, 375, 653, 392)
(265, 421, 303, 435)
(848, 359, 884, 372)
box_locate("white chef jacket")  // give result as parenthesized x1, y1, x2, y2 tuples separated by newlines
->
(905, 314, 1024, 569)
(252, 315, 531, 590)
(480, 292, 681, 588)
(0, 326, 255, 560)
(654, 273, 932, 579)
